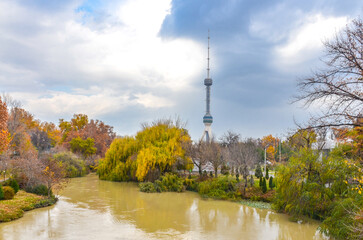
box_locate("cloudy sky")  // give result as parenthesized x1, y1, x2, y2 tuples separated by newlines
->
(0, 0, 362, 140)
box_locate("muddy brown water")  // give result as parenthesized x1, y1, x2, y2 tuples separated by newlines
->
(0, 174, 325, 240)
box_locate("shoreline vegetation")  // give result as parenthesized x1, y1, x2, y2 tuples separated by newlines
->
(0, 190, 57, 222)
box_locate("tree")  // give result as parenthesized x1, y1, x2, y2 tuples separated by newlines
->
(0, 97, 10, 154)
(269, 176, 274, 189)
(69, 137, 97, 158)
(294, 18, 363, 129)
(59, 115, 115, 159)
(30, 128, 51, 152)
(261, 135, 279, 163)
(82, 119, 116, 157)
(261, 177, 267, 193)
(200, 139, 223, 178)
(98, 119, 192, 182)
(228, 138, 260, 194)
(40, 153, 66, 197)
(265, 167, 269, 179)
(255, 164, 263, 178)
(185, 141, 208, 175)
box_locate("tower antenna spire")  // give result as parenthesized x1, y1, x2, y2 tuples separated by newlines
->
(207, 29, 210, 78)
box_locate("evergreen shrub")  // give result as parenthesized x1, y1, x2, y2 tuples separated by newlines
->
(0, 185, 4, 200)
(3, 186, 15, 200)
(262, 177, 267, 193)
(26, 184, 50, 196)
(269, 176, 274, 189)
(198, 176, 237, 200)
(139, 182, 156, 193)
(255, 164, 263, 178)
(3, 178, 20, 193)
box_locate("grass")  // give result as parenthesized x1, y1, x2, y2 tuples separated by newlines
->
(0, 190, 57, 222)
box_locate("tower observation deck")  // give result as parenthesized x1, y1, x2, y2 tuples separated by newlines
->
(201, 31, 213, 142)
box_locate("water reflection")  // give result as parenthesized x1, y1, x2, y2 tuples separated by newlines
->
(0, 174, 324, 240)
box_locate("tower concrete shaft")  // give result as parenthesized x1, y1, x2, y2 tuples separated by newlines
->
(201, 31, 213, 143)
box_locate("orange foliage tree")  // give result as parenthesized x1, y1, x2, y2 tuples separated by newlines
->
(261, 135, 279, 163)
(0, 97, 10, 153)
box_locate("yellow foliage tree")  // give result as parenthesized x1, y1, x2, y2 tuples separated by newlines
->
(97, 120, 192, 182)
(261, 135, 279, 162)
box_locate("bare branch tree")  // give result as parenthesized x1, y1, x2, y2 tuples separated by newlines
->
(294, 18, 363, 128)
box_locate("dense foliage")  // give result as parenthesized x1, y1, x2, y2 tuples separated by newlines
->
(0, 185, 3, 200)
(139, 173, 185, 193)
(53, 151, 88, 178)
(273, 146, 363, 239)
(3, 178, 20, 193)
(98, 120, 193, 182)
(198, 176, 237, 200)
(25, 184, 51, 196)
(3, 186, 15, 200)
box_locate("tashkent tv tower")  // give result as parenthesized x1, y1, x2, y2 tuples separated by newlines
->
(201, 31, 213, 142)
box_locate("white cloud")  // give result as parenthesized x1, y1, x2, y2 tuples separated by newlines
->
(134, 93, 173, 108)
(0, 0, 205, 118)
(274, 14, 348, 70)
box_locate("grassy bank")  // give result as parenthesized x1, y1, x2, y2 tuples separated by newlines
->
(0, 190, 57, 222)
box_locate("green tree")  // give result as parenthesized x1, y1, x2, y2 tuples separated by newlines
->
(0, 185, 4, 200)
(69, 137, 97, 158)
(255, 164, 263, 178)
(261, 177, 267, 193)
(269, 176, 274, 189)
(265, 167, 269, 179)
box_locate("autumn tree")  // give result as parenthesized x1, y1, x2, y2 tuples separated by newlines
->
(294, 18, 363, 129)
(98, 119, 192, 182)
(40, 153, 67, 197)
(82, 119, 116, 157)
(261, 135, 279, 163)
(59, 114, 115, 158)
(31, 128, 51, 152)
(69, 137, 97, 158)
(0, 97, 10, 154)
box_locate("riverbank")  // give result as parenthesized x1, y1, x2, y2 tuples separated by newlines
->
(0, 190, 57, 222)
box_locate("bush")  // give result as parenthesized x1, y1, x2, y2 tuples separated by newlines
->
(184, 178, 199, 191)
(3, 186, 15, 200)
(221, 165, 230, 176)
(53, 151, 88, 178)
(139, 182, 156, 193)
(0, 185, 4, 200)
(265, 167, 269, 179)
(3, 178, 20, 193)
(198, 176, 237, 200)
(26, 184, 50, 196)
(139, 173, 185, 193)
(320, 196, 363, 240)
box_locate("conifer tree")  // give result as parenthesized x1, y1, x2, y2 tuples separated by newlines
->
(269, 176, 274, 189)
(255, 164, 263, 178)
(0, 185, 4, 200)
(262, 177, 267, 193)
